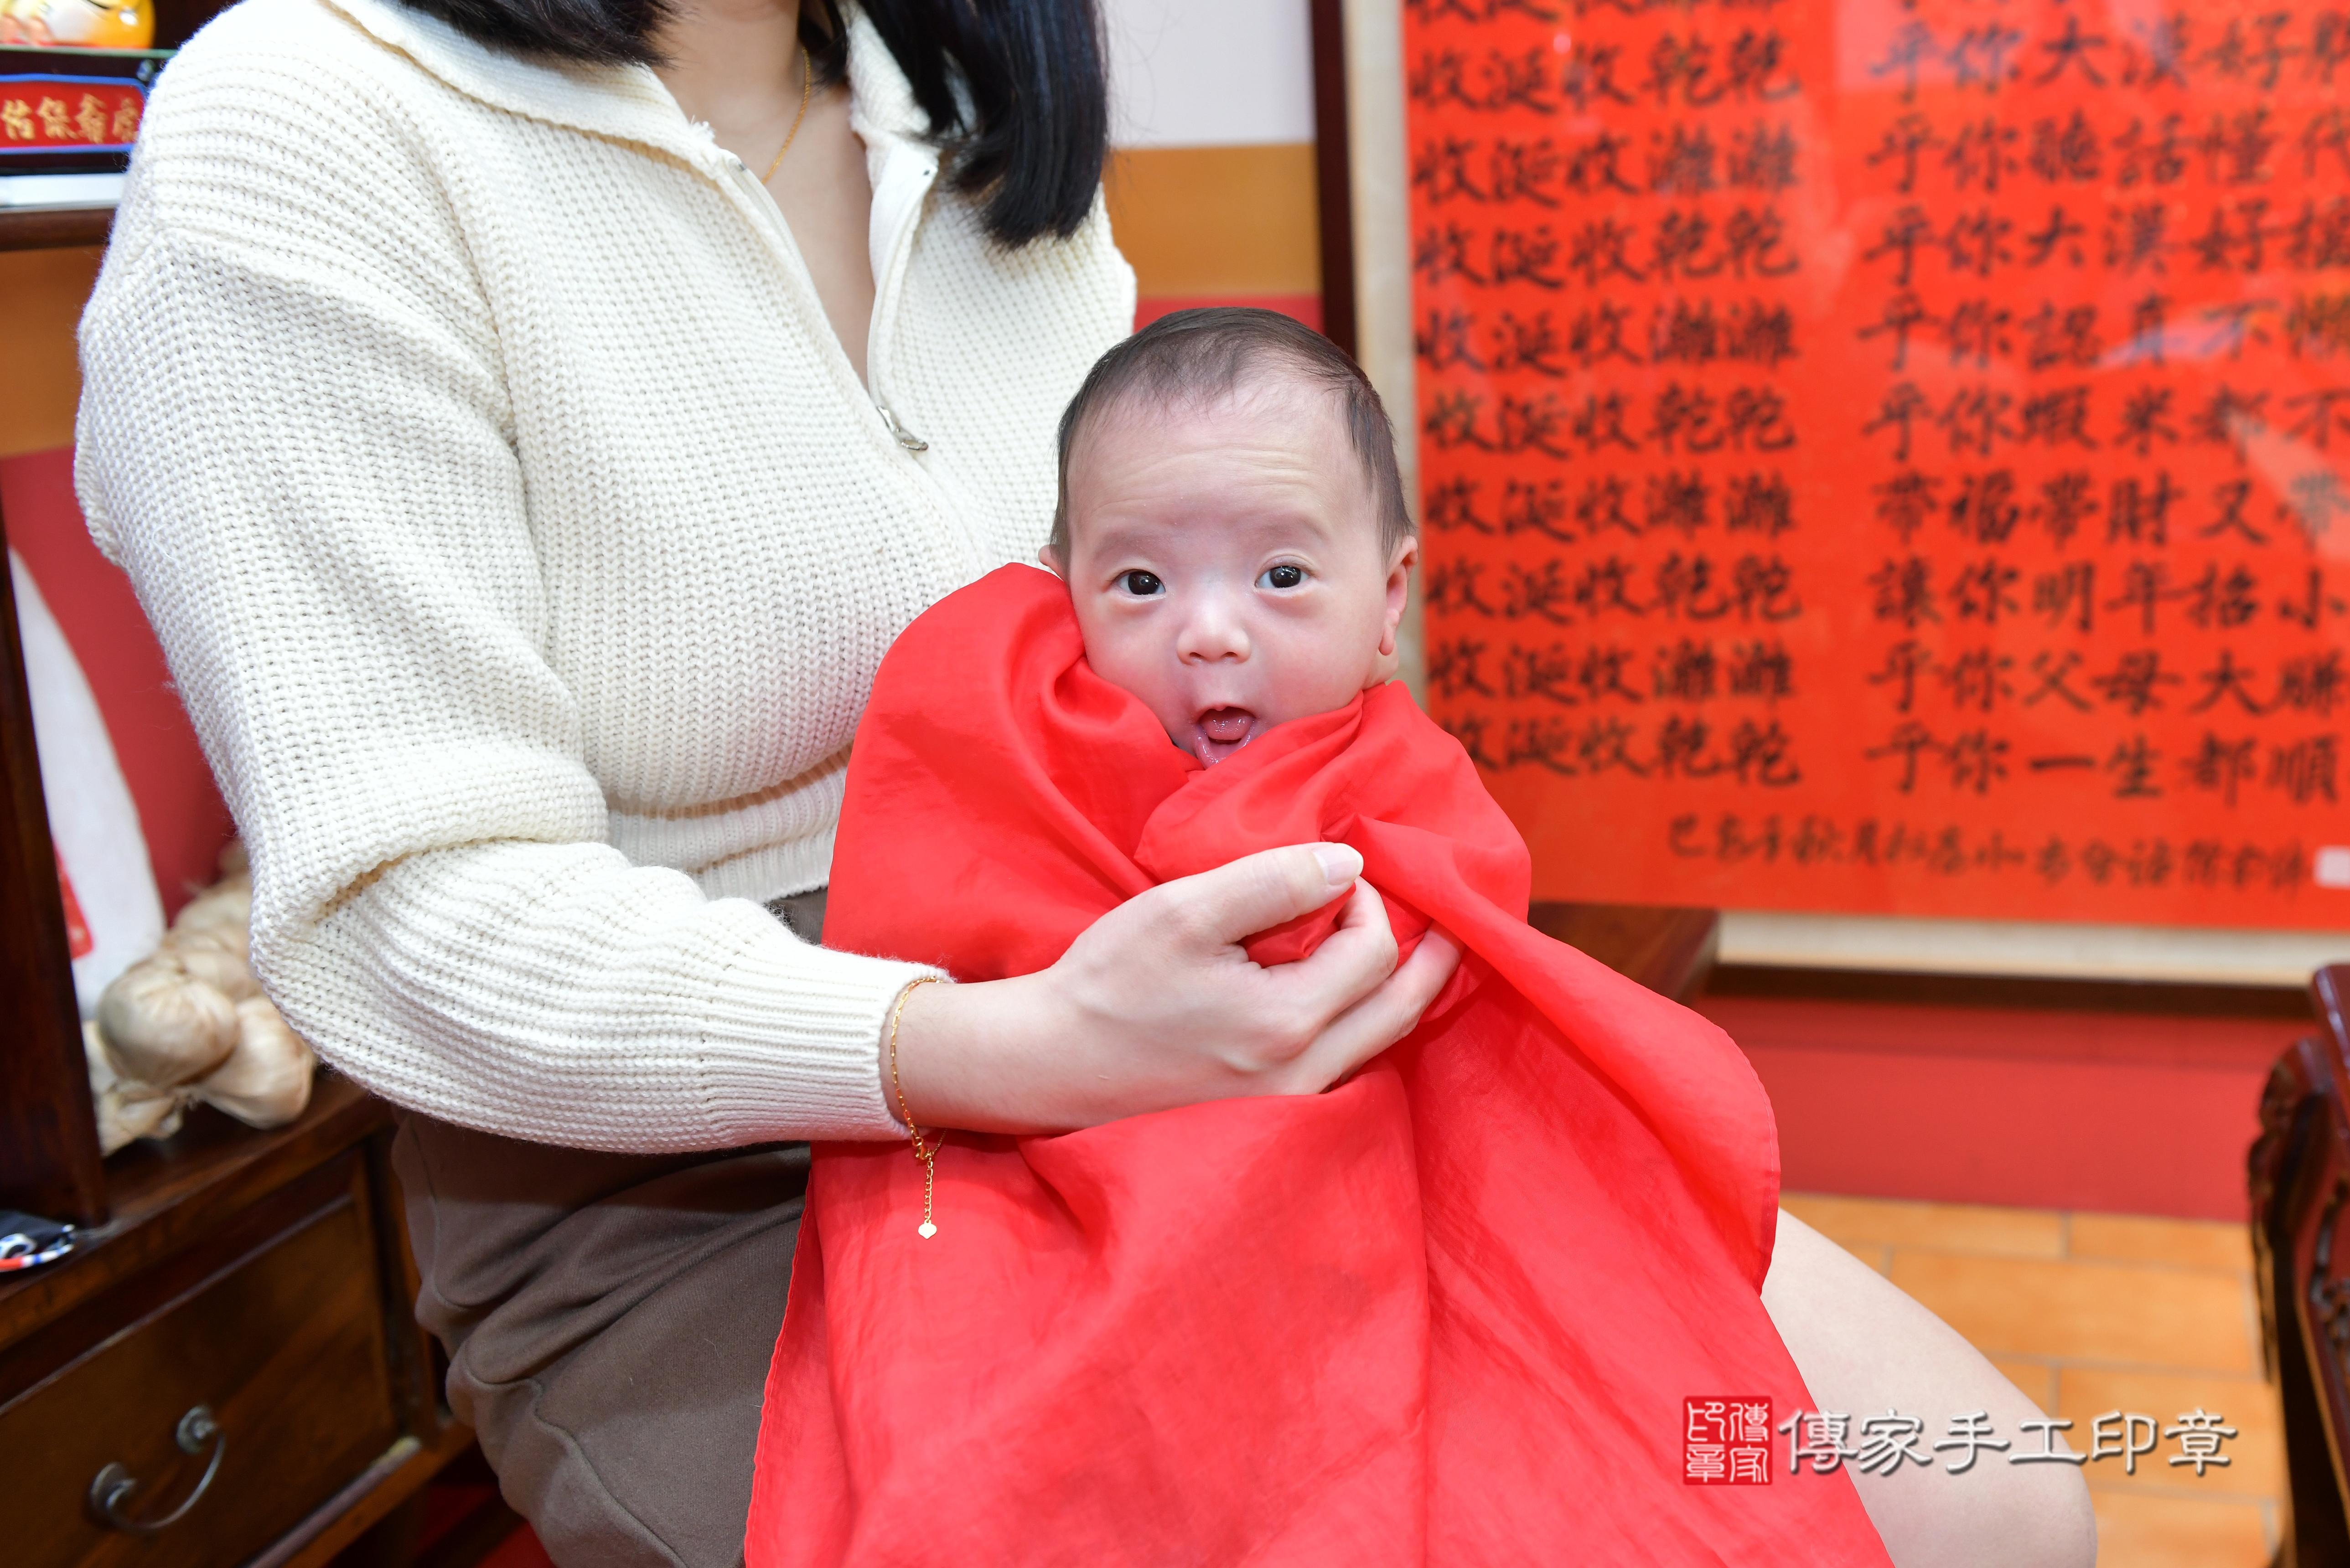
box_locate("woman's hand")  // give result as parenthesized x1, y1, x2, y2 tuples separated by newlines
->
(889, 844, 1461, 1133)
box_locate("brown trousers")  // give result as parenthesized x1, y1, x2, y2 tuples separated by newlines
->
(388, 890, 828, 1568)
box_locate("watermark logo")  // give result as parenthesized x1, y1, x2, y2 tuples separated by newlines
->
(1684, 1396, 1774, 1485)
(1705, 1404, 2241, 1477)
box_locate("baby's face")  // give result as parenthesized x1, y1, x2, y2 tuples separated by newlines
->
(1047, 382, 1413, 766)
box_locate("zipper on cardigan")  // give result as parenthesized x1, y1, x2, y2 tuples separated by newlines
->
(715, 153, 927, 458)
(717, 144, 981, 575)
(863, 153, 938, 452)
(861, 150, 991, 578)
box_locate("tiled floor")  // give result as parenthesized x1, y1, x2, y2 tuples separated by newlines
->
(1785, 1192, 2283, 1568)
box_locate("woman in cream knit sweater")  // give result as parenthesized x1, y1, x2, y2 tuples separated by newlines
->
(75, 0, 1462, 1559)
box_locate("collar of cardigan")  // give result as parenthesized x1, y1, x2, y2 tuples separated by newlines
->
(313, 0, 934, 178)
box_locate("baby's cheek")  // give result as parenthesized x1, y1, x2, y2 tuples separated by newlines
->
(1081, 622, 1190, 730)
(1265, 626, 1384, 719)
(1075, 615, 1150, 687)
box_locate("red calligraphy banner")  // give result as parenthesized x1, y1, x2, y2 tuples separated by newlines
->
(0, 77, 140, 150)
(1407, 0, 2350, 929)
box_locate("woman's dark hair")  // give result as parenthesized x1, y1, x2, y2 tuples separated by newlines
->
(1051, 308, 1416, 563)
(397, 0, 1108, 248)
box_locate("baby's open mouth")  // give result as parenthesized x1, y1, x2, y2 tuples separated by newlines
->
(1188, 706, 1257, 766)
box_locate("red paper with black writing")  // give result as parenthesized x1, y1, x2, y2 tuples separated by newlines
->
(744, 566, 1889, 1566)
(1411, 0, 2350, 927)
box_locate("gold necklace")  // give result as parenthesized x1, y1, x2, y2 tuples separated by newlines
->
(761, 44, 814, 183)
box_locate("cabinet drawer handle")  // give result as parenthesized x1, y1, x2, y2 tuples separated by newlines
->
(89, 1405, 226, 1533)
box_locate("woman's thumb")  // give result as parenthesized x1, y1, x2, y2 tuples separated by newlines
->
(1182, 843, 1361, 945)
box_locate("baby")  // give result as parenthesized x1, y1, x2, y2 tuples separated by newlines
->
(751, 307, 1895, 1565)
(1037, 308, 1419, 766)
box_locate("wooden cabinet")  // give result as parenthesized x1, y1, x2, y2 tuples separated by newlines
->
(0, 1078, 466, 1568)
(4, 1176, 394, 1564)
(3, 1135, 399, 1564)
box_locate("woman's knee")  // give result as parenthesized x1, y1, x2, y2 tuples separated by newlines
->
(1842, 1401, 2098, 1568)
(1762, 1212, 2099, 1568)
(1996, 1463, 2097, 1568)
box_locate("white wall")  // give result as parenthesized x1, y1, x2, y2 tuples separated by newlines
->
(1103, 0, 1315, 148)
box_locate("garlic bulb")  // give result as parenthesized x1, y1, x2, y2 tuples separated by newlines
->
(170, 928, 263, 1001)
(170, 874, 253, 964)
(192, 997, 316, 1129)
(97, 951, 240, 1088)
(84, 844, 319, 1143)
(83, 1022, 189, 1155)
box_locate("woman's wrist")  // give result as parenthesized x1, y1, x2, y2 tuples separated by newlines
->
(885, 973, 955, 1130)
(885, 971, 1064, 1135)
(881, 973, 945, 1133)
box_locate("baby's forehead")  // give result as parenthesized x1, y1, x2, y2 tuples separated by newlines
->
(1062, 388, 1386, 557)
(1077, 370, 1351, 463)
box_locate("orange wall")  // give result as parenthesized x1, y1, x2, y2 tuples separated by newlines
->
(1103, 144, 1320, 304)
(0, 246, 100, 460)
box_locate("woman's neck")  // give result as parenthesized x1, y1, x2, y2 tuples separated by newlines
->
(649, 0, 877, 384)
(652, 0, 807, 150)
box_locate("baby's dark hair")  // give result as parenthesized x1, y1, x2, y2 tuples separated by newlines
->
(1050, 308, 1415, 562)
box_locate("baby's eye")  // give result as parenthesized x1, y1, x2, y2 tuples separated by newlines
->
(1116, 570, 1165, 597)
(1258, 564, 1306, 590)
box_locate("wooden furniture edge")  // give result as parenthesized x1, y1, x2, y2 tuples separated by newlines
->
(264, 1418, 476, 1568)
(2250, 963, 2350, 1568)
(0, 498, 108, 1223)
(1308, 0, 1356, 358)
(0, 205, 112, 251)
(1529, 902, 1720, 1002)
(0, 1074, 388, 1345)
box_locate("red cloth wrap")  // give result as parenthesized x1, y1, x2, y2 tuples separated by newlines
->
(747, 567, 1888, 1565)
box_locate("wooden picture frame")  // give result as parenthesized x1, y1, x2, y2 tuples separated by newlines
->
(0, 496, 107, 1225)
(1308, 0, 1355, 362)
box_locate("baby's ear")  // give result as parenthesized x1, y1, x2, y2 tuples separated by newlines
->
(1378, 536, 1418, 659)
(1038, 543, 1066, 578)
(1385, 536, 1419, 600)
(1387, 535, 1420, 581)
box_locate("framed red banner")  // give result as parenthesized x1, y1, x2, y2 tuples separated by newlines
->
(1403, 0, 2350, 932)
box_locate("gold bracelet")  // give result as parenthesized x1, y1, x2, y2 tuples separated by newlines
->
(887, 975, 947, 1238)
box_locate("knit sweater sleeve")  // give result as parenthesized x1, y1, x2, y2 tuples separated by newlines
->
(73, 52, 927, 1150)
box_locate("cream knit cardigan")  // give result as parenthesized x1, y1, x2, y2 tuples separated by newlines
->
(74, 0, 1134, 1148)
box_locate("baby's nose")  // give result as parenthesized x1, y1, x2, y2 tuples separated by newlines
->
(1175, 598, 1251, 662)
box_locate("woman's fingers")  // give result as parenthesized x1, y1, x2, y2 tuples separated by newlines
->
(1289, 925, 1462, 1089)
(1261, 877, 1401, 1026)
(1164, 843, 1364, 953)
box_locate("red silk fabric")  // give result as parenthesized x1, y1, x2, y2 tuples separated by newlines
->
(747, 566, 1888, 1565)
